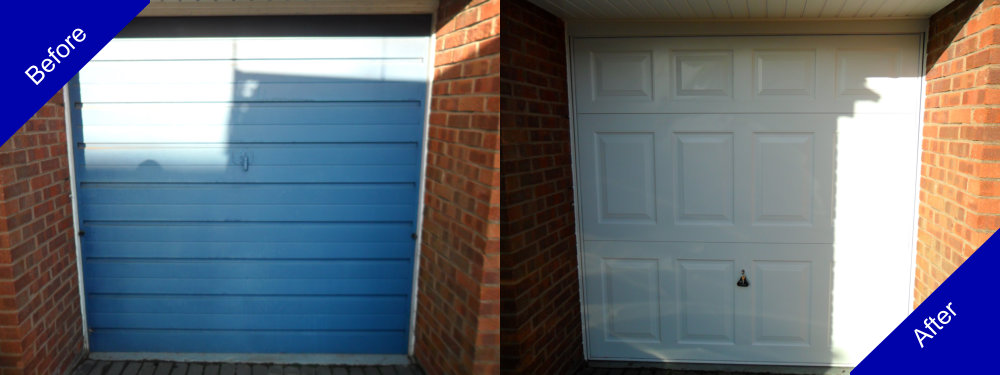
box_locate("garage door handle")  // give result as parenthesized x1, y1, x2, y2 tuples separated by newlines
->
(240, 153, 250, 172)
(737, 269, 749, 287)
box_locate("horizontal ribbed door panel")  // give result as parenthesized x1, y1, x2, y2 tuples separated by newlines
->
(71, 23, 428, 354)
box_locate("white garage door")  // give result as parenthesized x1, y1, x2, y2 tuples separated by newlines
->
(573, 35, 922, 365)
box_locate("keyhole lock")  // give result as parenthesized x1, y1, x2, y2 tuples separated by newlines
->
(737, 269, 750, 287)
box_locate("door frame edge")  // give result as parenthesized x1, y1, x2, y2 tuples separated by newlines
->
(63, 81, 90, 352)
(408, 12, 438, 359)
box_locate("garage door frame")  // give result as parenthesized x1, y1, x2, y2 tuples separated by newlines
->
(565, 18, 929, 366)
(62, 14, 436, 365)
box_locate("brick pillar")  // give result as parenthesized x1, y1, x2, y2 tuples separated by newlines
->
(917, 0, 1000, 305)
(499, 0, 583, 374)
(0, 92, 86, 375)
(414, 0, 500, 374)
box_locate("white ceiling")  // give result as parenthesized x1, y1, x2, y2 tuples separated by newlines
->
(528, 0, 954, 20)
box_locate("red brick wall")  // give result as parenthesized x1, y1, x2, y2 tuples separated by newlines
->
(917, 0, 1000, 305)
(499, 1, 583, 374)
(414, 0, 500, 374)
(0, 92, 85, 375)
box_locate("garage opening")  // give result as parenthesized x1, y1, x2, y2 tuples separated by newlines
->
(68, 15, 431, 355)
(572, 33, 923, 366)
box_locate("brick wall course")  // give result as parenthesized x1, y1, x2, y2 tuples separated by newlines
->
(0, 91, 85, 375)
(917, 0, 1000, 305)
(414, 0, 501, 374)
(499, 1, 584, 374)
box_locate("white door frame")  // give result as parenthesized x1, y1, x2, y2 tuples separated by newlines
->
(564, 18, 930, 364)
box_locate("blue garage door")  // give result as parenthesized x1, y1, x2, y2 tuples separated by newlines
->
(69, 17, 429, 354)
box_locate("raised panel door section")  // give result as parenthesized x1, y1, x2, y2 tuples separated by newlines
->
(674, 50, 734, 98)
(835, 49, 899, 98)
(596, 133, 657, 224)
(602, 258, 661, 343)
(752, 133, 815, 226)
(584, 242, 832, 363)
(832, 46, 915, 113)
(573, 35, 920, 114)
(577, 115, 666, 242)
(675, 133, 734, 225)
(583, 241, 670, 359)
(573, 38, 666, 114)
(677, 260, 735, 345)
(753, 50, 816, 98)
(752, 261, 813, 347)
(591, 51, 654, 102)
(577, 114, 832, 243)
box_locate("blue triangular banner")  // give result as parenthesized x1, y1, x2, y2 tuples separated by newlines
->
(853, 229, 1000, 373)
(1, 1, 148, 143)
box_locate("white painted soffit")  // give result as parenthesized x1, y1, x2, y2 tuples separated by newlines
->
(140, 0, 438, 17)
(528, 0, 954, 20)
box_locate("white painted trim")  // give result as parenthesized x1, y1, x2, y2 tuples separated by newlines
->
(88, 353, 410, 365)
(566, 18, 928, 37)
(408, 12, 437, 358)
(564, 32, 591, 361)
(908, 22, 932, 312)
(138, 1, 438, 17)
(62, 84, 89, 352)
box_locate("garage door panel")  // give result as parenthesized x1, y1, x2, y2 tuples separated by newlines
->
(677, 259, 735, 345)
(88, 313, 410, 331)
(577, 119, 663, 241)
(77, 165, 418, 183)
(585, 241, 832, 361)
(83, 242, 415, 260)
(578, 114, 833, 243)
(81, 223, 413, 243)
(594, 132, 657, 224)
(83, 260, 412, 279)
(751, 261, 814, 347)
(87, 295, 409, 314)
(675, 132, 735, 225)
(584, 242, 666, 358)
(589, 50, 655, 102)
(79, 144, 419, 166)
(78, 103, 423, 126)
(80, 203, 417, 222)
(85, 278, 412, 295)
(752, 133, 815, 226)
(78, 184, 417, 205)
(79, 59, 426, 85)
(574, 35, 919, 114)
(77, 124, 422, 144)
(835, 48, 901, 98)
(753, 50, 817, 98)
(93, 37, 428, 61)
(77, 82, 427, 103)
(673, 50, 734, 99)
(600, 258, 661, 343)
(89, 331, 407, 354)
